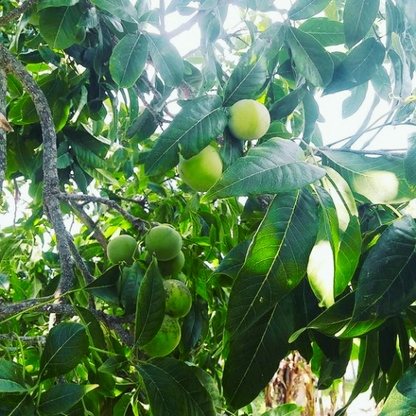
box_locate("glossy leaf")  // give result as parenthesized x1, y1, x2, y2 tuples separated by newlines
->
(288, 0, 331, 20)
(223, 39, 269, 107)
(307, 186, 339, 308)
(223, 295, 295, 409)
(40, 323, 89, 380)
(286, 27, 334, 88)
(135, 258, 165, 346)
(352, 216, 416, 323)
(226, 189, 319, 338)
(38, 0, 80, 10)
(138, 357, 216, 416)
(0, 360, 28, 393)
(145, 95, 227, 176)
(85, 265, 121, 304)
(299, 18, 344, 46)
(344, 0, 380, 48)
(321, 149, 416, 204)
(146, 33, 184, 87)
(204, 138, 326, 200)
(110, 33, 148, 88)
(39, 4, 86, 49)
(38, 384, 98, 415)
(120, 262, 144, 315)
(91, 0, 138, 23)
(214, 238, 251, 279)
(379, 364, 416, 415)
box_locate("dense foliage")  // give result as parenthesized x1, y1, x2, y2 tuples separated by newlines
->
(1, 0, 416, 414)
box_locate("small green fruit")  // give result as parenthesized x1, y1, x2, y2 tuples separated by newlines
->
(141, 314, 181, 357)
(107, 234, 137, 265)
(158, 251, 185, 276)
(164, 279, 192, 318)
(228, 99, 270, 140)
(178, 145, 223, 192)
(145, 225, 182, 261)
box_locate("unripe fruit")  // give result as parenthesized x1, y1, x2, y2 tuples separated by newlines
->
(141, 314, 181, 357)
(164, 279, 192, 318)
(145, 225, 182, 261)
(107, 234, 137, 265)
(178, 145, 223, 192)
(228, 99, 271, 140)
(157, 251, 185, 276)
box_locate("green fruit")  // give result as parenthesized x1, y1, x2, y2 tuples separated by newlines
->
(158, 251, 185, 276)
(145, 225, 182, 261)
(141, 314, 181, 357)
(228, 99, 270, 140)
(107, 234, 137, 265)
(178, 145, 223, 192)
(164, 279, 192, 318)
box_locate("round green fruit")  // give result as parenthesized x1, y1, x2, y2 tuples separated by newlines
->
(107, 234, 137, 265)
(228, 99, 271, 140)
(164, 279, 192, 318)
(141, 314, 181, 357)
(145, 225, 182, 261)
(158, 251, 185, 276)
(178, 145, 223, 192)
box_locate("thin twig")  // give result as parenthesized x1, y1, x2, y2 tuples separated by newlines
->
(319, 146, 406, 157)
(0, 0, 40, 26)
(166, 11, 205, 40)
(0, 334, 46, 344)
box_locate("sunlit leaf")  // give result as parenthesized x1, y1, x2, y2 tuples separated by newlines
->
(288, 0, 331, 20)
(299, 17, 344, 46)
(91, 0, 138, 23)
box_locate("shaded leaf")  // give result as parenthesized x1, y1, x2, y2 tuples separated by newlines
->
(85, 265, 121, 304)
(342, 83, 368, 119)
(299, 18, 344, 46)
(145, 95, 227, 176)
(404, 136, 416, 186)
(204, 138, 326, 200)
(134, 258, 165, 346)
(287, 27, 334, 88)
(269, 86, 307, 121)
(0, 395, 35, 416)
(110, 33, 148, 88)
(139, 357, 216, 416)
(288, 0, 331, 20)
(0, 360, 28, 393)
(214, 238, 251, 280)
(40, 323, 89, 380)
(226, 189, 319, 338)
(344, 0, 380, 48)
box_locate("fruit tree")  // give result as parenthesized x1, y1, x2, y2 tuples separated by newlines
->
(1, 0, 416, 415)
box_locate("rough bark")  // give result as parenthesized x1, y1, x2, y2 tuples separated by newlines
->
(0, 0, 40, 26)
(0, 67, 6, 199)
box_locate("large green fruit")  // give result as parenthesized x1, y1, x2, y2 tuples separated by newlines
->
(178, 145, 223, 192)
(145, 225, 182, 261)
(228, 99, 270, 140)
(141, 314, 181, 357)
(164, 279, 192, 318)
(157, 251, 185, 276)
(107, 234, 137, 265)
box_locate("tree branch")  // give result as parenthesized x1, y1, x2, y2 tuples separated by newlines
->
(0, 333, 46, 344)
(60, 192, 148, 232)
(319, 147, 406, 157)
(0, 67, 6, 199)
(0, 0, 40, 26)
(0, 45, 75, 295)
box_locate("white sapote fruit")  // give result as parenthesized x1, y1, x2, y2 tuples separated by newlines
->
(145, 225, 182, 261)
(228, 99, 271, 140)
(178, 145, 223, 192)
(163, 279, 192, 318)
(107, 234, 137, 265)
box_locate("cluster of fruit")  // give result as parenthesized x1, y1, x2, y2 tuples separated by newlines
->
(106, 225, 192, 357)
(178, 99, 271, 192)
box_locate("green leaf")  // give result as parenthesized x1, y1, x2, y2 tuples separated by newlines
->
(223, 295, 295, 409)
(134, 258, 165, 346)
(379, 365, 416, 415)
(299, 18, 344, 46)
(75, 306, 107, 350)
(204, 138, 326, 200)
(322, 149, 416, 204)
(0, 395, 35, 416)
(40, 323, 89, 380)
(344, 0, 380, 48)
(269, 86, 307, 121)
(146, 33, 184, 87)
(226, 189, 319, 338)
(223, 39, 269, 107)
(342, 83, 368, 119)
(307, 186, 339, 308)
(371, 65, 392, 101)
(99, 355, 128, 374)
(39, 4, 86, 49)
(38, 384, 98, 415)
(288, 0, 331, 20)
(90, 0, 138, 23)
(352, 216, 416, 323)
(0, 360, 28, 393)
(0, 273, 9, 290)
(262, 403, 303, 415)
(120, 262, 144, 315)
(324, 38, 385, 94)
(57, 152, 73, 169)
(38, 0, 80, 10)
(405, 137, 416, 186)
(110, 33, 148, 88)
(214, 238, 251, 280)
(138, 357, 216, 416)
(286, 27, 334, 88)
(145, 95, 227, 176)
(85, 266, 121, 304)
